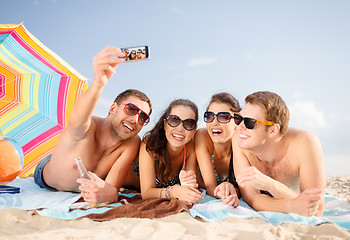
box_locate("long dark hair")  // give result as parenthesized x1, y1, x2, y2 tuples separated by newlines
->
(143, 99, 198, 184)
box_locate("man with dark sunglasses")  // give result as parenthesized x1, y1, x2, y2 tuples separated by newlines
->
(232, 91, 325, 217)
(34, 46, 152, 205)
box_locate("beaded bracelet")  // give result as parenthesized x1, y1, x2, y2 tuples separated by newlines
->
(165, 187, 169, 198)
(165, 186, 172, 199)
(168, 186, 172, 199)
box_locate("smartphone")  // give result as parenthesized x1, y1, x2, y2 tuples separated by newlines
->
(75, 157, 92, 181)
(121, 46, 150, 62)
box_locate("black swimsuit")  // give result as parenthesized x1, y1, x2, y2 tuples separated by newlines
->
(211, 146, 240, 193)
(132, 146, 187, 188)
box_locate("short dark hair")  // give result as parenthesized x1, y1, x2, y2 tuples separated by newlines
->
(114, 89, 152, 115)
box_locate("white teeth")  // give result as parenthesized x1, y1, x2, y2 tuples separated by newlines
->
(123, 123, 134, 131)
(239, 133, 248, 138)
(212, 129, 222, 134)
(172, 133, 184, 139)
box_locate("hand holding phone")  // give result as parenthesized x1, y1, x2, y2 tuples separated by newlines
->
(121, 46, 150, 62)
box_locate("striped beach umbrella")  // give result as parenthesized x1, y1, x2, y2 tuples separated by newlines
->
(0, 23, 87, 177)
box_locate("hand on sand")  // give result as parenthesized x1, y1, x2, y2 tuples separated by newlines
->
(77, 171, 118, 207)
(214, 182, 240, 207)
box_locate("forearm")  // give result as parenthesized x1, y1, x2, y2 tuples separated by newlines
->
(205, 185, 217, 197)
(247, 194, 292, 213)
(268, 178, 299, 199)
(68, 82, 104, 127)
(141, 187, 165, 199)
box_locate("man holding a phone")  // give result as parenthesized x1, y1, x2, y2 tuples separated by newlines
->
(232, 91, 325, 217)
(34, 46, 152, 204)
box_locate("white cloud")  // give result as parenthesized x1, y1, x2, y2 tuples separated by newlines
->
(186, 57, 219, 67)
(289, 101, 327, 128)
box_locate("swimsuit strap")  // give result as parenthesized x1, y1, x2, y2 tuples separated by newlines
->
(181, 145, 187, 170)
(211, 145, 228, 182)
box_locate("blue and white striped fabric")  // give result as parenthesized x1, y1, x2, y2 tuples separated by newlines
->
(190, 193, 350, 230)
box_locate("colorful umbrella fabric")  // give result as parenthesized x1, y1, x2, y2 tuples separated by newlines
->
(0, 23, 87, 177)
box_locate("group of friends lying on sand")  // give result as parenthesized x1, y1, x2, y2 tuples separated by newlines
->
(33, 46, 324, 217)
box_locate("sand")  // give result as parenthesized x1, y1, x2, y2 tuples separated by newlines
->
(0, 176, 349, 240)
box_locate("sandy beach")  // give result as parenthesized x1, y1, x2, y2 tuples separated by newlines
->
(0, 176, 349, 240)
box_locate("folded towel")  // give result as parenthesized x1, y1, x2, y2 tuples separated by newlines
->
(82, 195, 189, 221)
(0, 177, 80, 211)
(37, 189, 189, 220)
(190, 193, 350, 230)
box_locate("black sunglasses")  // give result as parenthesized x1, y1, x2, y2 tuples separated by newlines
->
(119, 103, 150, 126)
(204, 111, 234, 124)
(166, 115, 197, 131)
(233, 113, 275, 130)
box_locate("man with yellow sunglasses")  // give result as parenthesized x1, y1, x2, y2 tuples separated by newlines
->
(233, 91, 325, 217)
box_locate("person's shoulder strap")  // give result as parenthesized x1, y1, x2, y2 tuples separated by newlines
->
(181, 145, 187, 170)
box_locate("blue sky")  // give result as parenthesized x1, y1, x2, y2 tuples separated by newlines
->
(2, 0, 350, 175)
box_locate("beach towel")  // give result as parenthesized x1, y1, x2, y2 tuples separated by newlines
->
(1, 177, 349, 230)
(36, 189, 189, 220)
(0, 177, 188, 220)
(0, 177, 80, 211)
(190, 193, 350, 230)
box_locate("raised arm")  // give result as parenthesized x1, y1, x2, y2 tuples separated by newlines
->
(67, 47, 126, 139)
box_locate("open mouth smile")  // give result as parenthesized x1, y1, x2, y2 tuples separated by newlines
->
(172, 133, 185, 141)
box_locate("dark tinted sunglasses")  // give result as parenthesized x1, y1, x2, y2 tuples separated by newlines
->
(233, 113, 275, 130)
(166, 115, 197, 131)
(204, 111, 234, 124)
(119, 103, 150, 126)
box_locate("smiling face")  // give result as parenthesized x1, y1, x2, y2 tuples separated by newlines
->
(164, 105, 197, 148)
(206, 102, 236, 144)
(109, 96, 151, 141)
(236, 103, 271, 150)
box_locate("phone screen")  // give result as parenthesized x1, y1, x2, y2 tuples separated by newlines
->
(121, 46, 150, 62)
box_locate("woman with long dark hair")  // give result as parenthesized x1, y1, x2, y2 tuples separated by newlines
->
(138, 99, 203, 204)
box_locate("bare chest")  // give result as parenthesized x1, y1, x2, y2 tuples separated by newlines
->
(248, 154, 300, 191)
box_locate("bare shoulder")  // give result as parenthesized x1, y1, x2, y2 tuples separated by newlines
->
(195, 128, 210, 141)
(285, 127, 323, 169)
(186, 136, 196, 153)
(286, 127, 321, 148)
(194, 128, 212, 148)
(121, 135, 141, 151)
